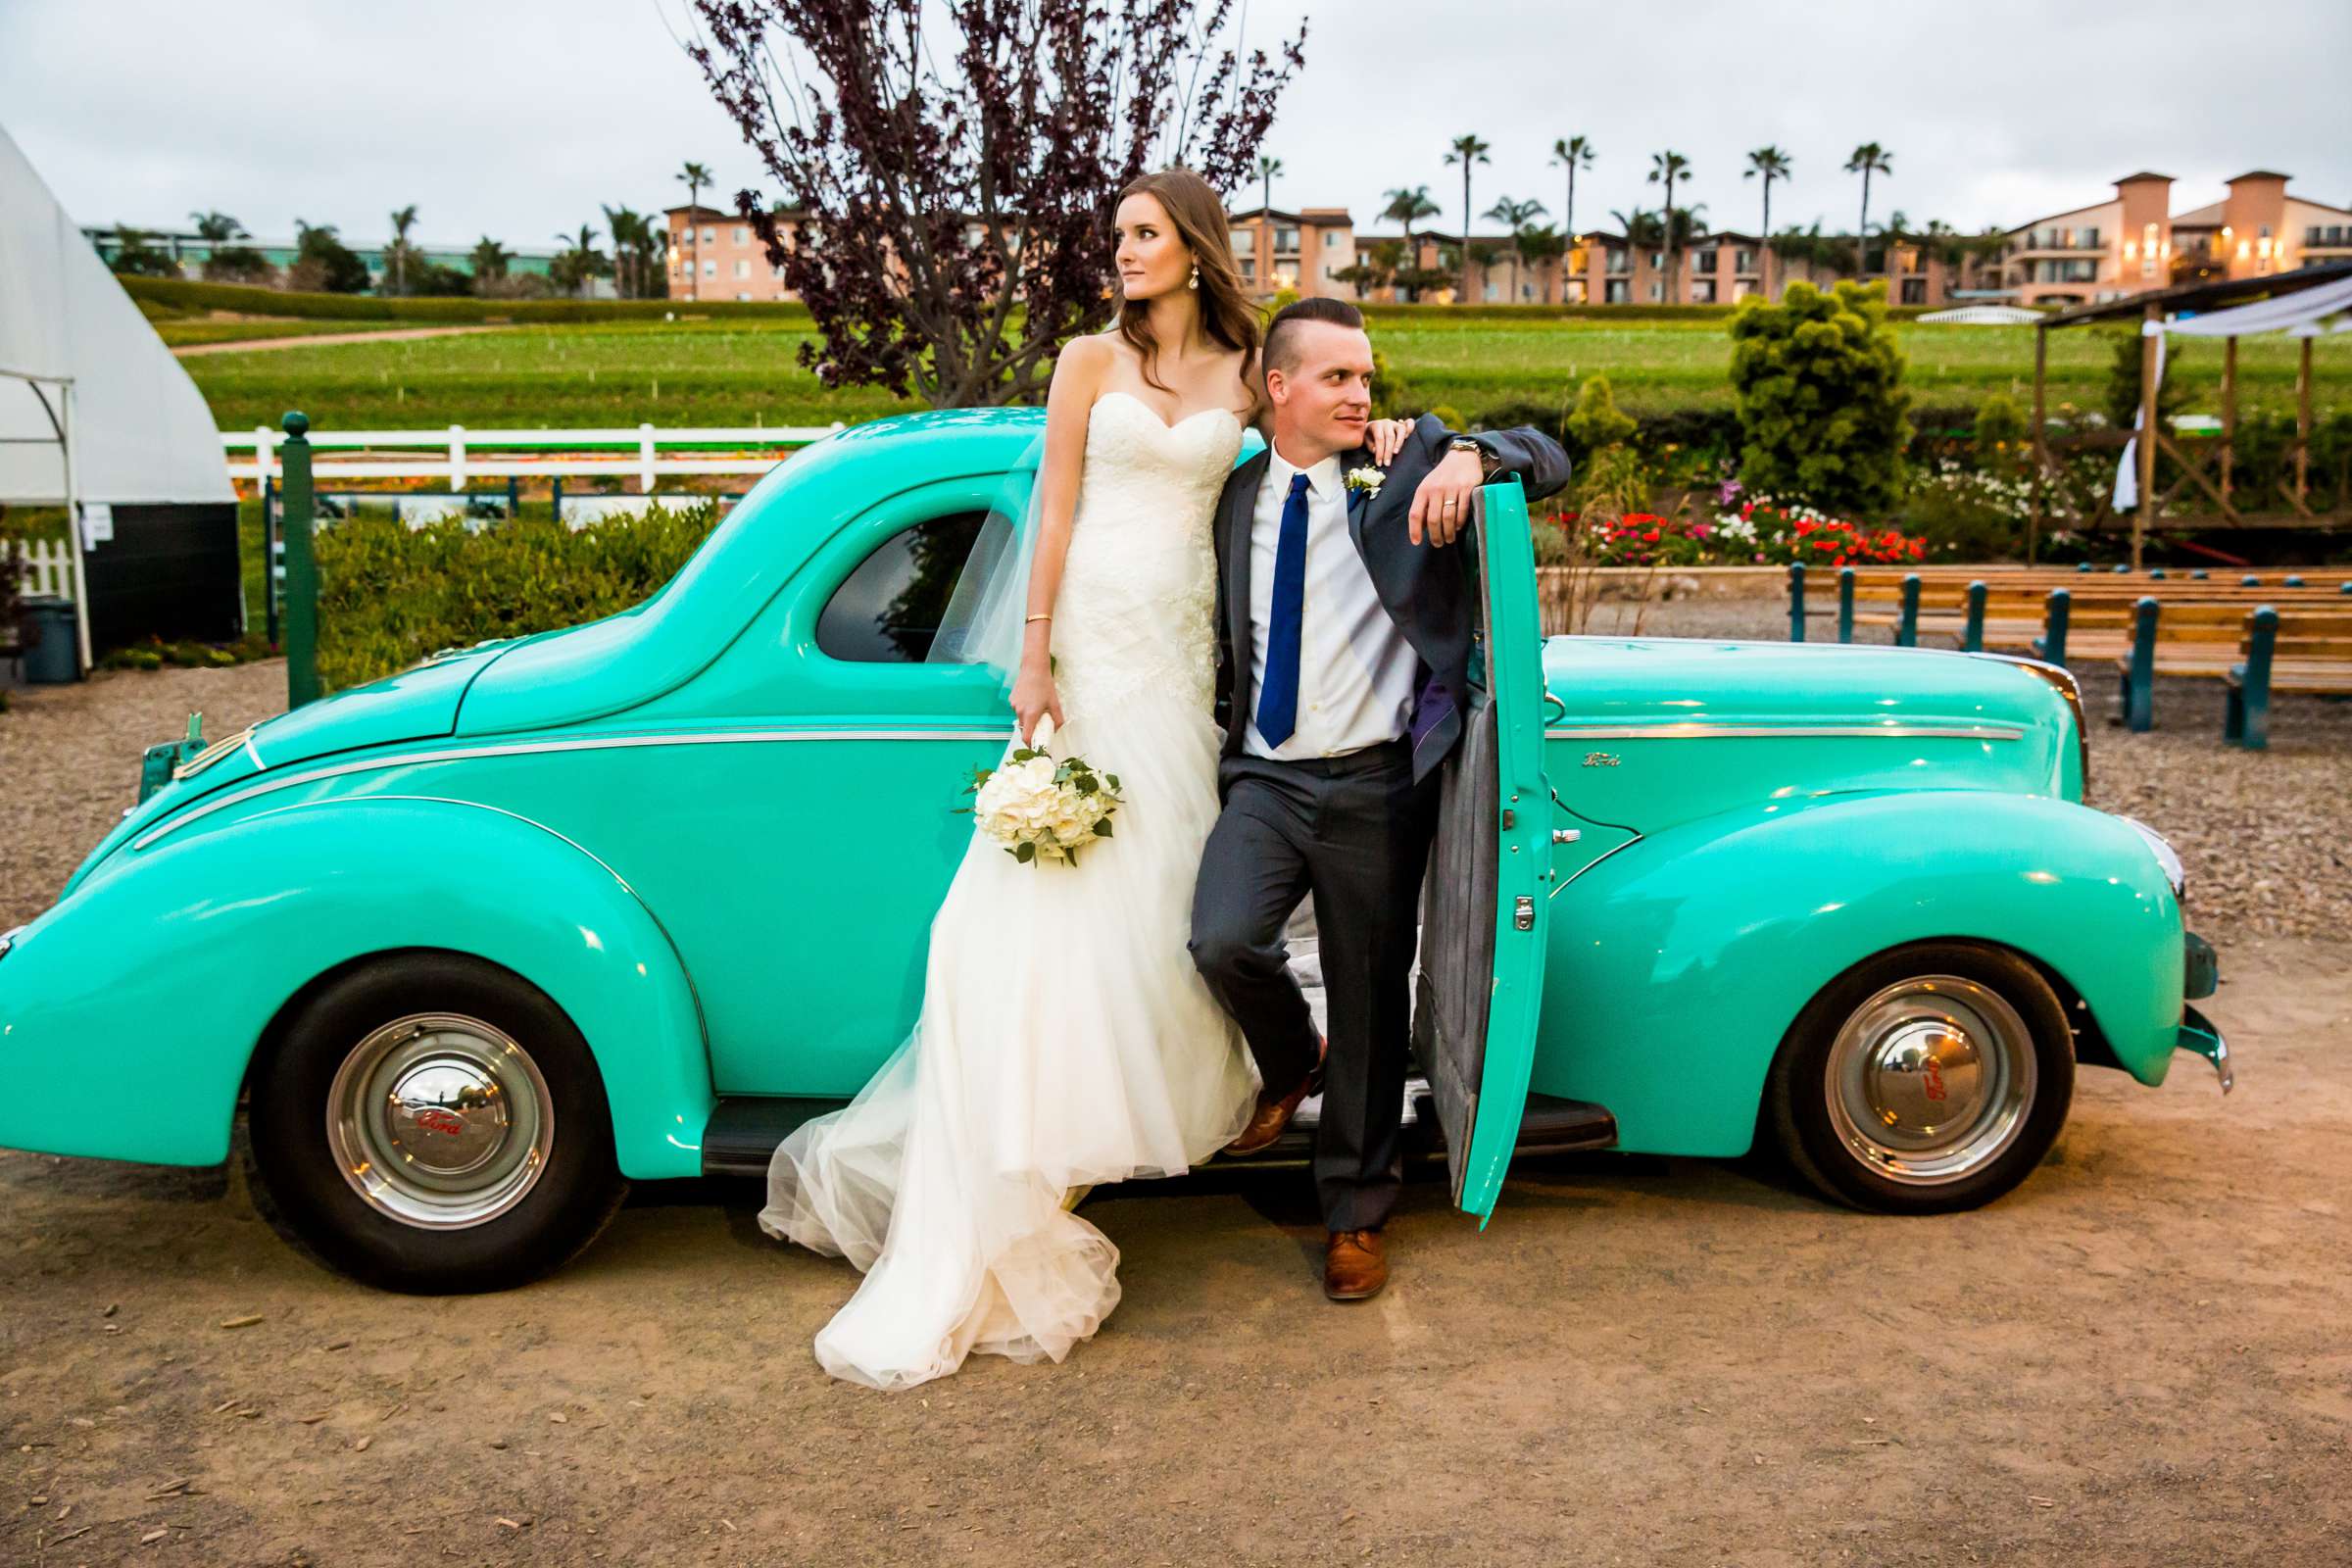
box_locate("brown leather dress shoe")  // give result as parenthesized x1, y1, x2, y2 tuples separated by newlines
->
(1222, 1067, 1317, 1156)
(1324, 1228, 1388, 1301)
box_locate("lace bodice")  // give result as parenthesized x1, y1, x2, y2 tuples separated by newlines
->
(1052, 391, 1243, 718)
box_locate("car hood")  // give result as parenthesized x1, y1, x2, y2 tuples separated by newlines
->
(1540, 635, 2082, 828)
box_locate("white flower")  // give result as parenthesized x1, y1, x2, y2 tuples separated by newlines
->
(1345, 466, 1385, 498)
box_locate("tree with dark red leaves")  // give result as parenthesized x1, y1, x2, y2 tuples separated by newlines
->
(686, 0, 1305, 408)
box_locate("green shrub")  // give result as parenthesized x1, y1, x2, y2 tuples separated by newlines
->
(1565, 375, 1638, 451)
(1728, 279, 1913, 515)
(316, 503, 721, 690)
(1973, 392, 2027, 460)
(2102, 327, 2189, 431)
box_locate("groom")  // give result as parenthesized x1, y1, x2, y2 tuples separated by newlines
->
(1190, 297, 1570, 1302)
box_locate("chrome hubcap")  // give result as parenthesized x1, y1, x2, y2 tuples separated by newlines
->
(1824, 976, 2035, 1186)
(326, 1012, 553, 1229)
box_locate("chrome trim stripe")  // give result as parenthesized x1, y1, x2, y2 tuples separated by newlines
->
(131, 727, 1014, 852)
(1544, 723, 2025, 741)
(243, 730, 268, 770)
(1549, 834, 1645, 899)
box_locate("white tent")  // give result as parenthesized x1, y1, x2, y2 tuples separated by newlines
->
(1, 122, 234, 667)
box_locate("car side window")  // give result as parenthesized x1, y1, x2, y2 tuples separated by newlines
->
(816, 510, 1004, 662)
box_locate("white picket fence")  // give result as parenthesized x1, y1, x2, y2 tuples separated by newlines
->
(12, 536, 76, 598)
(221, 422, 845, 493)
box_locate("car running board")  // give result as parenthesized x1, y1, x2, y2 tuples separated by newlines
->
(697, 1087, 1617, 1180)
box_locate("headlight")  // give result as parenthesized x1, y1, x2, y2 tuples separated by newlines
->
(2118, 815, 2185, 902)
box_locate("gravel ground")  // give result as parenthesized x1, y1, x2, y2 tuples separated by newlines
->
(4, 612, 2350, 1564)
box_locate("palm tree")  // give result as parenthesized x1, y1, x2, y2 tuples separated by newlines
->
(1742, 145, 1792, 297)
(1549, 136, 1594, 242)
(1646, 151, 1692, 303)
(1381, 185, 1442, 300)
(1256, 155, 1283, 216)
(554, 223, 605, 300)
(1845, 143, 1893, 276)
(604, 204, 653, 299)
(676, 160, 713, 300)
(1611, 207, 1666, 251)
(187, 210, 246, 242)
(468, 235, 514, 290)
(1485, 196, 1547, 302)
(1444, 133, 1492, 301)
(1514, 222, 1568, 303)
(385, 205, 419, 296)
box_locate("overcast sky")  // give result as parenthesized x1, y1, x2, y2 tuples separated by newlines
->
(5, 0, 2348, 249)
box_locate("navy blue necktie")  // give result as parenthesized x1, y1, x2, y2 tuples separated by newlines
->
(1256, 470, 1312, 749)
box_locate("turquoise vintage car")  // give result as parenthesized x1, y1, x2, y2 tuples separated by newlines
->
(0, 409, 2228, 1292)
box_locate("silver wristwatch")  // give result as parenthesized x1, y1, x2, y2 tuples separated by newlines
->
(1447, 435, 1497, 478)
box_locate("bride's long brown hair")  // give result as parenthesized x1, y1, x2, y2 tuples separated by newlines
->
(1114, 167, 1260, 394)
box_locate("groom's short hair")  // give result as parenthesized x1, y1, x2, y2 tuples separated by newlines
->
(1263, 297, 1366, 378)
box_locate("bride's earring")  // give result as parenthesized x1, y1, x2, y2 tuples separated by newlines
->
(1188, 263, 1200, 291)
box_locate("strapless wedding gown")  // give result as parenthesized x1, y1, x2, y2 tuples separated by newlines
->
(760, 392, 1259, 1391)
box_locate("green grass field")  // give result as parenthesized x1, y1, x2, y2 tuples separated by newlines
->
(174, 314, 2346, 435)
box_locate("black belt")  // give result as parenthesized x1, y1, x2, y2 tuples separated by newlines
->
(1260, 736, 1412, 777)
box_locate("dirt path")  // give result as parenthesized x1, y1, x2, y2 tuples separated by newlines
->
(170, 325, 512, 357)
(0, 934, 2342, 1565)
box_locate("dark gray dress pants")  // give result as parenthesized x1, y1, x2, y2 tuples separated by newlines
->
(1189, 740, 1441, 1233)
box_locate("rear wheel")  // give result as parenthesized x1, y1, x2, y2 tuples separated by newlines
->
(243, 953, 628, 1293)
(1766, 943, 2074, 1214)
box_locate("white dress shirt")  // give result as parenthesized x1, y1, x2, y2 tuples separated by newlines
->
(1244, 447, 1420, 760)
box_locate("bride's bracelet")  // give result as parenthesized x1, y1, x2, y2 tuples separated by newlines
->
(1025, 612, 1052, 624)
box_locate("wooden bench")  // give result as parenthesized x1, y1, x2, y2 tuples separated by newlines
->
(1789, 563, 2352, 645)
(2225, 607, 2352, 750)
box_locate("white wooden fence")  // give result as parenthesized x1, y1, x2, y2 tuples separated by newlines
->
(221, 422, 846, 493)
(12, 536, 76, 598)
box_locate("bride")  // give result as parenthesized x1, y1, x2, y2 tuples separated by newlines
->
(760, 167, 1413, 1390)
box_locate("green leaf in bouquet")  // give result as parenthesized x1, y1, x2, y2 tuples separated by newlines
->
(1104, 773, 1120, 791)
(1071, 773, 1098, 795)
(1093, 818, 1113, 837)
(1014, 841, 1037, 864)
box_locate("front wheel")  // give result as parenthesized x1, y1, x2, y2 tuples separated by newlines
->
(243, 953, 628, 1293)
(1765, 942, 2075, 1214)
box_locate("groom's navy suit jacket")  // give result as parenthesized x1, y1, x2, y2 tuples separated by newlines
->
(1209, 414, 1572, 784)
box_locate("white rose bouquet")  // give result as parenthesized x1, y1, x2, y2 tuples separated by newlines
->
(962, 716, 1123, 866)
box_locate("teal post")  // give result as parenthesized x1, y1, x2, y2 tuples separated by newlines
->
(2123, 596, 2159, 732)
(2112, 563, 2130, 574)
(281, 412, 319, 709)
(1896, 573, 1920, 647)
(1837, 567, 1855, 643)
(1788, 563, 1806, 642)
(1962, 580, 1986, 652)
(2191, 568, 2209, 580)
(2284, 574, 2305, 587)
(2241, 574, 2261, 586)
(2038, 588, 2071, 664)
(2227, 606, 2278, 751)
(2076, 562, 2091, 573)
(2340, 583, 2352, 596)
(2149, 567, 2167, 579)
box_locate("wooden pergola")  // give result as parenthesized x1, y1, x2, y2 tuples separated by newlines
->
(2030, 259, 2352, 567)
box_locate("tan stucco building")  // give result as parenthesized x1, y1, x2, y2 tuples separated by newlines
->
(1997, 171, 2352, 307)
(663, 203, 803, 302)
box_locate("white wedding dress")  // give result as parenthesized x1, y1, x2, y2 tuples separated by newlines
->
(760, 391, 1260, 1391)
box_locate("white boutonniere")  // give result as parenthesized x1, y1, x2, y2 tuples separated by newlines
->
(1344, 466, 1385, 501)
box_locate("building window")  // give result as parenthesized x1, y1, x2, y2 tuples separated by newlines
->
(701, 227, 715, 244)
(735, 291, 750, 301)
(772, 265, 786, 280)
(1605, 248, 1630, 275)
(1240, 260, 1255, 283)
(732, 226, 749, 245)
(1900, 277, 1927, 304)
(1275, 227, 1298, 254)
(1735, 249, 1755, 272)
(734, 259, 750, 278)
(1647, 251, 1664, 270)
(702, 259, 716, 277)
(1690, 279, 1717, 303)
(1647, 280, 1662, 302)
(1605, 278, 1629, 304)
(1693, 249, 1718, 272)
(1229, 228, 1253, 255)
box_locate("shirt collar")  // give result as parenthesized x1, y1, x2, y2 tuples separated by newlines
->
(1268, 446, 1344, 504)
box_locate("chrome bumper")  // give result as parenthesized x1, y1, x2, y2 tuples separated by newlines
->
(2178, 1003, 2232, 1095)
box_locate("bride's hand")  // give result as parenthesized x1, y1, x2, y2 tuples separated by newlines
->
(1367, 417, 1415, 467)
(1010, 663, 1064, 747)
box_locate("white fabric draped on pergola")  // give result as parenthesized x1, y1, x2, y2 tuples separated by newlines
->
(2116, 272, 2352, 510)
(2, 121, 233, 665)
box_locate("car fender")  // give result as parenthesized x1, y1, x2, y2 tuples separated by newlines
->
(1536, 789, 2182, 1157)
(0, 797, 711, 1178)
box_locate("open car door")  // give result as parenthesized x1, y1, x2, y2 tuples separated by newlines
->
(1414, 480, 1555, 1225)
